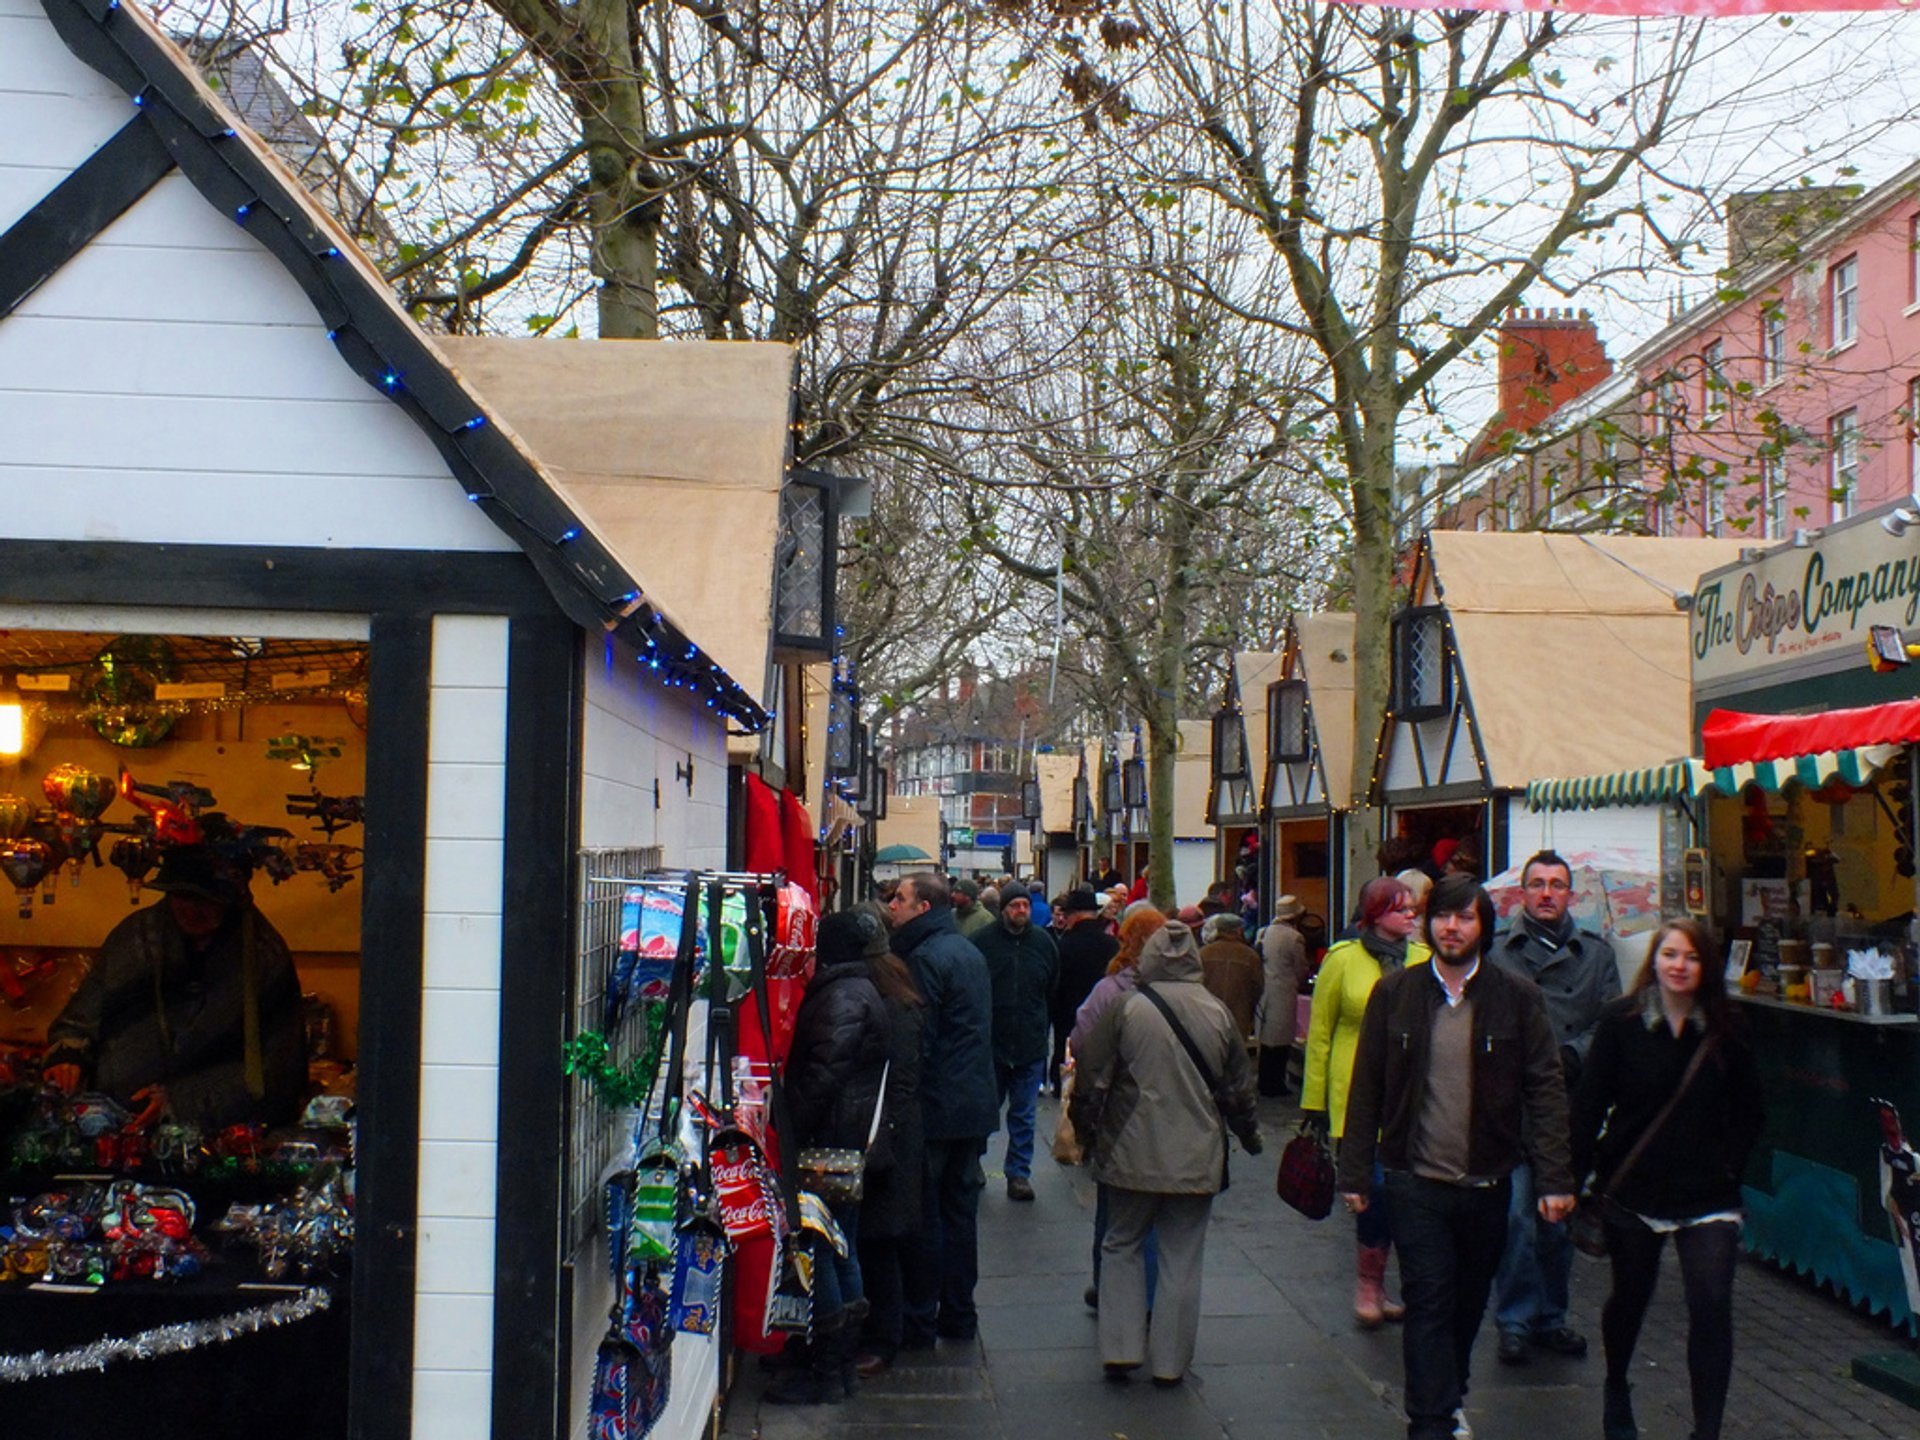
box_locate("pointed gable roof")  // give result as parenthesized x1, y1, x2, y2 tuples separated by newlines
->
(23, 0, 777, 725)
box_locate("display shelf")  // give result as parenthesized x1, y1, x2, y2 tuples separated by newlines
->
(1732, 991, 1919, 1026)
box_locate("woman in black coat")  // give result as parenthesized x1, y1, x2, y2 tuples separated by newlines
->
(768, 909, 890, 1404)
(847, 903, 926, 1378)
(1569, 918, 1764, 1440)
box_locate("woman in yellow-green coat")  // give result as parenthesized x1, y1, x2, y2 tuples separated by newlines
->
(1301, 875, 1429, 1328)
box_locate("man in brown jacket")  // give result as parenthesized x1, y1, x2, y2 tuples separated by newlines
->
(1337, 874, 1573, 1440)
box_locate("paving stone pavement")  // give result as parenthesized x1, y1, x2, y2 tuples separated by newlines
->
(723, 1092, 1920, 1439)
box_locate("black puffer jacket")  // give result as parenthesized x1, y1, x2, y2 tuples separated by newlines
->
(785, 959, 890, 1154)
(891, 905, 999, 1141)
(861, 995, 927, 1238)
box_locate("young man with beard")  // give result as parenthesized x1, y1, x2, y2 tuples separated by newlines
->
(1338, 874, 1574, 1440)
(1488, 850, 1619, 1365)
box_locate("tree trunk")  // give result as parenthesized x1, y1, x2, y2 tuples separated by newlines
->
(1345, 414, 1397, 899)
(573, 0, 659, 340)
(1145, 495, 1194, 915)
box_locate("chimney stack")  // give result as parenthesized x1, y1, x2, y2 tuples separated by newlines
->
(1467, 307, 1612, 464)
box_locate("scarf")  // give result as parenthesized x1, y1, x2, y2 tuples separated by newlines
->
(1522, 909, 1576, 953)
(1359, 929, 1409, 973)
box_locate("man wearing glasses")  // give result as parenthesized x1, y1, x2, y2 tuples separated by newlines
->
(1489, 849, 1620, 1366)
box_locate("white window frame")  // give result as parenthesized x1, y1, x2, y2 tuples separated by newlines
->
(1911, 213, 1920, 310)
(1909, 375, 1920, 490)
(1762, 453, 1786, 540)
(1703, 340, 1726, 418)
(1832, 256, 1859, 350)
(1831, 409, 1859, 520)
(1761, 310, 1786, 387)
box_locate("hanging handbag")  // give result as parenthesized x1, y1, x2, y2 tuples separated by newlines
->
(1274, 1121, 1336, 1221)
(1571, 1032, 1720, 1259)
(1052, 1065, 1085, 1166)
(795, 1060, 888, 1204)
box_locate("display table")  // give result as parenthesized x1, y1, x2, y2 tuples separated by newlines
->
(0, 1256, 349, 1440)
(1735, 994, 1920, 1336)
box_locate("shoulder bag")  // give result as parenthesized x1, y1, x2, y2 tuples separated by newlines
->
(1138, 984, 1244, 1191)
(1570, 1031, 1718, 1258)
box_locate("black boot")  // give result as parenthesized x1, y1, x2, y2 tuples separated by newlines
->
(1259, 1045, 1292, 1098)
(1603, 1380, 1636, 1440)
(763, 1318, 847, 1406)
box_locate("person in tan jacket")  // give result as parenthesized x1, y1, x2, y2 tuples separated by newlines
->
(1256, 896, 1308, 1097)
(1198, 913, 1262, 1040)
(1071, 922, 1261, 1387)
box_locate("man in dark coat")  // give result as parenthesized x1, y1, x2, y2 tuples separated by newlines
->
(44, 845, 306, 1129)
(1050, 887, 1119, 1095)
(974, 886, 1059, 1201)
(1488, 849, 1619, 1365)
(887, 872, 998, 1345)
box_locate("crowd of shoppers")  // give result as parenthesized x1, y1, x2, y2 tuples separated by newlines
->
(769, 846, 1765, 1440)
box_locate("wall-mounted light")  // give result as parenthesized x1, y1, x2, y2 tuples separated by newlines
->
(0, 689, 23, 760)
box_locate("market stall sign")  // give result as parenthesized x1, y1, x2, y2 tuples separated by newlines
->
(1690, 502, 1920, 695)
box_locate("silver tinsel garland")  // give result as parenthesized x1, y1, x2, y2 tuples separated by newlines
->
(0, 1287, 331, 1384)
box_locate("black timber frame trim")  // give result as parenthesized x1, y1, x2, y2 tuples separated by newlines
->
(35, 0, 766, 730)
(492, 614, 582, 1440)
(0, 539, 557, 615)
(0, 111, 174, 317)
(351, 612, 434, 1440)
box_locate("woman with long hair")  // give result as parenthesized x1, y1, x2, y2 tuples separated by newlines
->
(1570, 919, 1764, 1440)
(1069, 906, 1170, 1310)
(1301, 874, 1429, 1327)
(849, 904, 927, 1382)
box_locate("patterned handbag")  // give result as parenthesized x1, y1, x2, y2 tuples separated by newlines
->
(1274, 1122, 1335, 1221)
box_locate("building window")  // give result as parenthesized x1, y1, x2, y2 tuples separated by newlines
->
(1762, 453, 1786, 539)
(1702, 341, 1726, 418)
(1909, 375, 1920, 489)
(1704, 478, 1725, 536)
(1832, 255, 1859, 349)
(1830, 409, 1859, 520)
(1761, 310, 1786, 386)
(1911, 213, 1920, 308)
(1390, 606, 1451, 721)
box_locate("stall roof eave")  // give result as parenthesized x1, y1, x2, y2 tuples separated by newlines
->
(1527, 745, 1905, 812)
(1296, 613, 1357, 812)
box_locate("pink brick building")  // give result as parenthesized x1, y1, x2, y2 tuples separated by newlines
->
(1637, 167, 1920, 538)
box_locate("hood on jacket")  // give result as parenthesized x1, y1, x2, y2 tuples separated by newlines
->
(1137, 921, 1202, 985)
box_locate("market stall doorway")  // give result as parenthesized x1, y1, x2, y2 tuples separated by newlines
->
(1387, 801, 1491, 883)
(0, 623, 373, 1437)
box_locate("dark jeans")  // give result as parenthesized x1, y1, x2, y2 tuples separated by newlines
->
(1603, 1214, 1740, 1440)
(811, 1202, 862, 1322)
(1385, 1171, 1512, 1440)
(1356, 1160, 1393, 1249)
(901, 1136, 987, 1343)
(856, 1229, 907, 1360)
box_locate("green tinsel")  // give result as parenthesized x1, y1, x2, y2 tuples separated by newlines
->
(562, 1005, 670, 1111)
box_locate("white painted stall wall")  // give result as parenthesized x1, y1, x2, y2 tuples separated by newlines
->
(0, 0, 516, 554)
(579, 633, 730, 865)
(1173, 837, 1216, 910)
(1503, 797, 1663, 862)
(413, 615, 510, 1440)
(572, 632, 731, 1440)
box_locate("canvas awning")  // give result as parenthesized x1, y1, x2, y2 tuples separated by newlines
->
(435, 337, 794, 706)
(1702, 701, 1920, 769)
(1527, 745, 1904, 812)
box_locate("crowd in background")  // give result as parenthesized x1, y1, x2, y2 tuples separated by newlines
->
(769, 847, 1762, 1440)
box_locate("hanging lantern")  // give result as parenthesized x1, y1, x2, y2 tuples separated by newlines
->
(1072, 753, 1091, 838)
(874, 766, 889, 822)
(1021, 776, 1042, 823)
(772, 469, 848, 659)
(1101, 760, 1123, 816)
(1122, 732, 1147, 812)
(826, 681, 858, 778)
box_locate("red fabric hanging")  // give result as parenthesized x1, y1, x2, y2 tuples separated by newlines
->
(742, 773, 785, 875)
(779, 790, 817, 900)
(1701, 700, 1920, 768)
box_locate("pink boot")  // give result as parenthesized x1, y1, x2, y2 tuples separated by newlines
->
(1355, 1243, 1387, 1329)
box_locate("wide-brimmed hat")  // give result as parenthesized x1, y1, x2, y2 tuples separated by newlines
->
(1271, 894, 1304, 922)
(1059, 887, 1102, 914)
(145, 845, 248, 906)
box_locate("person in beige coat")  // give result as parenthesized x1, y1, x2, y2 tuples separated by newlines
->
(1072, 922, 1262, 1386)
(1257, 896, 1309, 1097)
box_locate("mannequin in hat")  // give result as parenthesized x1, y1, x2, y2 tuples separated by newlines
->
(44, 845, 307, 1130)
(1258, 896, 1309, 1098)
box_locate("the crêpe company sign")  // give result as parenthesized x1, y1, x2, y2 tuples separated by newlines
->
(1690, 504, 1920, 690)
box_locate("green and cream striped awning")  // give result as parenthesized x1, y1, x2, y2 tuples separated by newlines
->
(1526, 744, 1904, 813)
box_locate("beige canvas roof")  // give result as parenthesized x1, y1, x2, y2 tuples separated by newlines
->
(875, 793, 942, 861)
(437, 337, 793, 700)
(1423, 533, 1745, 788)
(1233, 651, 1284, 800)
(1036, 749, 1085, 834)
(1174, 720, 1212, 838)
(1295, 613, 1358, 810)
